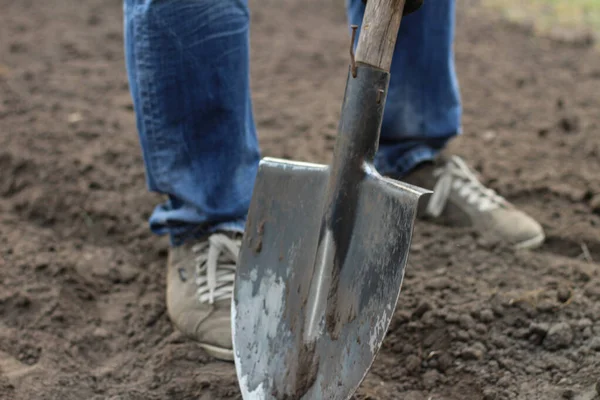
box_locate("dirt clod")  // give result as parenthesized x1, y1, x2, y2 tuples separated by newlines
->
(478, 309, 495, 323)
(591, 195, 600, 214)
(412, 300, 433, 319)
(483, 389, 498, 400)
(460, 342, 486, 361)
(544, 323, 574, 350)
(529, 322, 550, 337)
(405, 355, 422, 375)
(588, 337, 600, 351)
(557, 287, 573, 303)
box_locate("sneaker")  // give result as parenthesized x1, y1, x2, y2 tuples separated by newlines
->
(400, 154, 545, 249)
(166, 232, 241, 361)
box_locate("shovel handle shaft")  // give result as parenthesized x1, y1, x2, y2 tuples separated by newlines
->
(355, 0, 406, 72)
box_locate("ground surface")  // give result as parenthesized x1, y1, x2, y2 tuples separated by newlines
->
(1, 0, 600, 399)
(486, 0, 600, 42)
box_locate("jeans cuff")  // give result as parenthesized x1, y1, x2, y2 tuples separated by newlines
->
(167, 219, 246, 247)
(375, 146, 440, 178)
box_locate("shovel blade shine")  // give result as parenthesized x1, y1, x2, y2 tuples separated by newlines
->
(232, 157, 426, 400)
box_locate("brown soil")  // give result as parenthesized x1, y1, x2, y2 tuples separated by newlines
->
(1, 0, 600, 399)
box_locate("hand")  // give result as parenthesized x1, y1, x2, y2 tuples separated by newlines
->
(362, 0, 424, 16)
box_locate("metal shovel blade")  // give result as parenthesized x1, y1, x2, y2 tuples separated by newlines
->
(233, 66, 428, 399)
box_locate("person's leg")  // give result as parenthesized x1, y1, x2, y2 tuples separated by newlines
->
(123, 0, 258, 362)
(346, 0, 460, 177)
(345, 1, 544, 249)
(124, 0, 259, 247)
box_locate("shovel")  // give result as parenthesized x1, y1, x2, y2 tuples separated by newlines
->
(233, 0, 428, 398)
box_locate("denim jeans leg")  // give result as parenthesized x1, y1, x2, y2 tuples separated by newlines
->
(123, 0, 260, 246)
(346, 0, 462, 177)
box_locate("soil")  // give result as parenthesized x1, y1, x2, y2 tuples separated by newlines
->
(1, 0, 600, 399)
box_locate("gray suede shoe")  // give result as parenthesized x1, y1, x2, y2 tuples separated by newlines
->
(401, 154, 545, 249)
(166, 232, 241, 362)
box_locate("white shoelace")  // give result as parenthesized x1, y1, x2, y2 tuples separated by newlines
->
(193, 233, 241, 305)
(426, 156, 505, 217)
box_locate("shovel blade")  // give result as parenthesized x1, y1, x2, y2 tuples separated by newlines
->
(233, 157, 426, 400)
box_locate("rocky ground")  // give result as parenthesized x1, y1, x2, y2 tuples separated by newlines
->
(0, 0, 599, 399)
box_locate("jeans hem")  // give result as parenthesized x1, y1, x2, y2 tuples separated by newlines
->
(165, 220, 246, 247)
(376, 146, 441, 178)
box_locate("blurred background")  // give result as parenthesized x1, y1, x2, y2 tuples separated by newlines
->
(486, 0, 599, 45)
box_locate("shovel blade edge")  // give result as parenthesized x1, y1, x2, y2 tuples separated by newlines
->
(233, 157, 426, 400)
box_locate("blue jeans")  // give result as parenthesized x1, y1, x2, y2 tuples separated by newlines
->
(124, 0, 461, 245)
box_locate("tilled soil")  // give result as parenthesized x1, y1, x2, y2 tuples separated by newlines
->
(1, 0, 600, 399)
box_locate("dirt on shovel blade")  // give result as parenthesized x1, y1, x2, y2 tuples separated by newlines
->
(1, 0, 600, 399)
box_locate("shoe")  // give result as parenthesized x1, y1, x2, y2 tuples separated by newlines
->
(166, 232, 241, 361)
(400, 154, 545, 249)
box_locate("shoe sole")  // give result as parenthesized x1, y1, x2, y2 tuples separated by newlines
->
(199, 342, 234, 362)
(514, 233, 545, 250)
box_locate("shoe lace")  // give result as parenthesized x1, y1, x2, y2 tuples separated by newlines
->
(426, 156, 505, 217)
(193, 233, 241, 305)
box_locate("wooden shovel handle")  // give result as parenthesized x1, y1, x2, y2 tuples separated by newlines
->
(355, 0, 406, 72)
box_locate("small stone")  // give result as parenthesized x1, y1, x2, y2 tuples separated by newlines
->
(93, 327, 110, 339)
(562, 389, 576, 399)
(544, 323, 574, 351)
(460, 345, 484, 360)
(425, 277, 452, 291)
(582, 327, 592, 339)
(483, 389, 497, 400)
(407, 321, 424, 331)
(482, 130, 497, 142)
(67, 112, 84, 124)
(114, 264, 140, 283)
(412, 300, 432, 319)
(479, 309, 495, 323)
